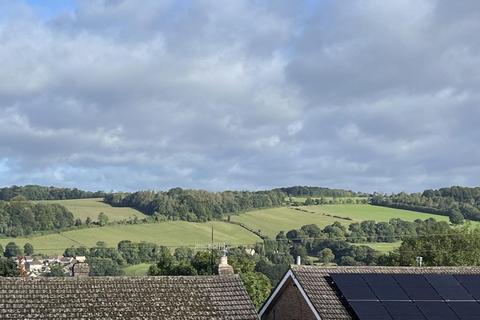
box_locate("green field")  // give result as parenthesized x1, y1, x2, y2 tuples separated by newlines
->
(0, 203, 454, 255)
(0, 221, 261, 255)
(123, 263, 151, 276)
(39, 198, 145, 221)
(362, 241, 402, 253)
(231, 204, 450, 238)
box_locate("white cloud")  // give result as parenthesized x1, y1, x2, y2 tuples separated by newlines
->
(0, 0, 479, 192)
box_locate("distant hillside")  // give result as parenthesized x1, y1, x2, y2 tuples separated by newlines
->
(275, 186, 368, 198)
(371, 186, 480, 221)
(0, 185, 105, 201)
(104, 188, 285, 222)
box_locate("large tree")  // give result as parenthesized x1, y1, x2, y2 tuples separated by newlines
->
(4, 242, 22, 258)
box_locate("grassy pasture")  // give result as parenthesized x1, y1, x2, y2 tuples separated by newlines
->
(230, 204, 450, 238)
(123, 263, 151, 276)
(38, 198, 145, 222)
(0, 221, 261, 255)
(361, 241, 402, 253)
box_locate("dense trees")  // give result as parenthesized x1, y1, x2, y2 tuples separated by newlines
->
(104, 188, 285, 222)
(0, 257, 18, 276)
(276, 186, 364, 197)
(390, 226, 480, 267)
(0, 200, 74, 236)
(46, 264, 66, 277)
(0, 185, 105, 201)
(371, 186, 480, 221)
(4, 242, 22, 257)
(23, 243, 34, 256)
(88, 258, 124, 276)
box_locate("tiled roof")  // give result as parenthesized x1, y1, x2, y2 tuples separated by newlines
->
(0, 275, 258, 320)
(291, 265, 480, 320)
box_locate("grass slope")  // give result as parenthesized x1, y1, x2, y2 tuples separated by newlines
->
(0, 221, 260, 255)
(123, 263, 151, 276)
(361, 241, 402, 253)
(231, 204, 450, 238)
(38, 198, 145, 221)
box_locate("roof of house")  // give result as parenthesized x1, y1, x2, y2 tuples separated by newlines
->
(0, 275, 258, 320)
(261, 265, 480, 320)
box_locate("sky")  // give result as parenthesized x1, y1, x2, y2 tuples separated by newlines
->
(0, 0, 479, 193)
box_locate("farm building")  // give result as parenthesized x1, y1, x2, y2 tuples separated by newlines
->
(259, 265, 480, 320)
(0, 258, 258, 319)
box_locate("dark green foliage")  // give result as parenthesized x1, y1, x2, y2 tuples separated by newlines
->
(449, 209, 464, 224)
(97, 212, 109, 226)
(0, 185, 105, 201)
(0, 257, 18, 277)
(240, 272, 272, 309)
(104, 188, 285, 222)
(148, 248, 221, 276)
(276, 186, 363, 197)
(23, 243, 34, 256)
(46, 263, 66, 277)
(191, 251, 219, 275)
(88, 257, 124, 276)
(254, 257, 289, 285)
(0, 200, 74, 236)
(4, 242, 22, 257)
(174, 247, 194, 262)
(318, 248, 335, 263)
(371, 186, 480, 221)
(397, 226, 480, 266)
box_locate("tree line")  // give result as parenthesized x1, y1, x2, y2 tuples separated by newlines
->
(104, 188, 285, 221)
(0, 200, 75, 236)
(275, 186, 366, 197)
(371, 186, 480, 221)
(0, 185, 105, 201)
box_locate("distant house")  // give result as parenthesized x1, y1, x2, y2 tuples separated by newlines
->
(0, 257, 258, 320)
(26, 259, 44, 273)
(259, 265, 480, 320)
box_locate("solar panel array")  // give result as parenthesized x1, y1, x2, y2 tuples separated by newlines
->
(330, 273, 480, 320)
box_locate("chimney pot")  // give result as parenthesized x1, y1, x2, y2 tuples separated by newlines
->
(72, 257, 90, 277)
(218, 256, 234, 276)
(296, 256, 301, 265)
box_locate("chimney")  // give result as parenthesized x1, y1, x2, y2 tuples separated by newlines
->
(296, 256, 301, 265)
(218, 255, 234, 276)
(72, 256, 90, 277)
(416, 256, 423, 267)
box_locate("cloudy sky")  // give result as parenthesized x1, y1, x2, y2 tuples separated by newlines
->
(0, 0, 479, 193)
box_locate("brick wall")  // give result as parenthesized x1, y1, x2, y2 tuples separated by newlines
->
(262, 277, 317, 320)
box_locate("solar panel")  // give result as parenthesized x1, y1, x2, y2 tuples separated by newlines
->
(425, 275, 473, 301)
(455, 275, 480, 300)
(330, 274, 377, 300)
(331, 274, 480, 320)
(416, 301, 460, 320)
(382, 301, 426, 320)
(394, 274, 442, 300)
(363, 274, 409, 301)
(349, 301, 393, 320)
(448, 302, 480, 320)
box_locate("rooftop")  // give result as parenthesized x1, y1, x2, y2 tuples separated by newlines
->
(0, 275, 258, 320)
(269, 265, 480, 320)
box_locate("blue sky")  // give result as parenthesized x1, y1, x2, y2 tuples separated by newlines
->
(0, 0, 479, 193)
(24, 0, 75, 19)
